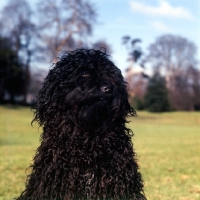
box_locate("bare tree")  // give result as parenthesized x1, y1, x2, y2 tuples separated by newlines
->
(146, 34, 198, 110)
(122, 36, 148, 107)
(0, 0, 36, 102)
(1, 0, 35, 64)
(187, 66, 200, 110)
(122, 36, 144, 84)
(168, 72, 193, 110)
(146, 34, 197, 83)
(122, 36, 143, 63)
(36, 0, 97, 62)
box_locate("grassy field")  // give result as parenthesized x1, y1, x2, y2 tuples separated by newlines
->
(0, 105, 200, 200)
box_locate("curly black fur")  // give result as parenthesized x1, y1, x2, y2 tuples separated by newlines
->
(16, 49, 146, 200)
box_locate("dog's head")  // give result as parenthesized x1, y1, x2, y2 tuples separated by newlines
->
(33, 49, 136, 131)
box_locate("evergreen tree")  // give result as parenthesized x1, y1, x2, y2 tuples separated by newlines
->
(144, 72, 170, 112)
(0, 35, 26, 103)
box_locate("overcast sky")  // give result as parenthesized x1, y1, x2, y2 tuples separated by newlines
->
(0, 0, 199, 73)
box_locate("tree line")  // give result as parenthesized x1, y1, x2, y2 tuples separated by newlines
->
(123, 34, 200, 111)
(0, 0, 199, 111)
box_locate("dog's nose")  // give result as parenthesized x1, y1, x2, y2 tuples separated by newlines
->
(100, 86, 110, 93)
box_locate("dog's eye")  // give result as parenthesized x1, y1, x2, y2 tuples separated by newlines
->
(82, 71, 90, 77)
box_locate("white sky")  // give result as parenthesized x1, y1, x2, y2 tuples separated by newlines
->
(0, 0, 199, 73)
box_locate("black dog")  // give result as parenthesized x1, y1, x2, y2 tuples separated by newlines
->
(16, 49, 146, 200)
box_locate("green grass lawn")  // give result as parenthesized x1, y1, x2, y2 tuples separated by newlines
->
(0, 105, 200, 200)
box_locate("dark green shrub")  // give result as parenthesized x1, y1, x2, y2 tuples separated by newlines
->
(144, 72, 170, 112)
